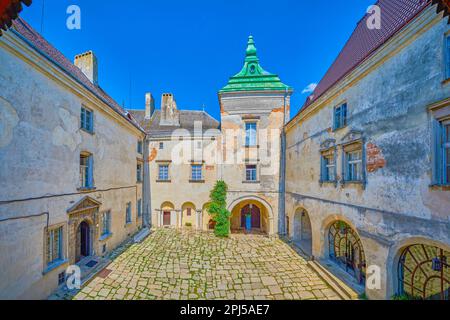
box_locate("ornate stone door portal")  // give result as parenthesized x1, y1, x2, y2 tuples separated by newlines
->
(66, 196, 101, 264)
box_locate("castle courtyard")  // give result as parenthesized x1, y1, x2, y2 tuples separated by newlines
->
(72, 229, 340, 300)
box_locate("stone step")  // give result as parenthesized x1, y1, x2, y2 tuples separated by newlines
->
(308, 260, 361, 300)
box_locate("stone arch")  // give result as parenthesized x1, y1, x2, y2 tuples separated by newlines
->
(228, 196, 273, 235)
(181, 202, 196, 228)
(324, 217, 367, 286)
(388, 237, 450, 300)
(292, 207, 312, 256)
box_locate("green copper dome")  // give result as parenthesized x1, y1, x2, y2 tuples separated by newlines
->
(220, 36, 292, 93)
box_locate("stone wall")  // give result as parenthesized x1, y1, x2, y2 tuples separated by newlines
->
(0, 32, 145, 299)
(285, 10, 450, 299)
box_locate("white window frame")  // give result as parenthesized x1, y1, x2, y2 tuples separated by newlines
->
(321, 150, 336, 182)
(191, 164, 203, 181)
(158, 164, 169, 181)
(46, 226, 63, 266)
(345, 149, 363, 182)
(245, 164, 258, 182)
(137, 140, 143, 154)
(245, 122, 258, 147)
(80, 153, 94, 189)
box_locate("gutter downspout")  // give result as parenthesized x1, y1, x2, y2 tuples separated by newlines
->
(278, 87, 289, 237)
(143, 135, 152, 228)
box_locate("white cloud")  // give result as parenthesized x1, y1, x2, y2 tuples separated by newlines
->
(302, 83, 317, 94)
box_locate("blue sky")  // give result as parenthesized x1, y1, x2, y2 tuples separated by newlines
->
(21, 0, 374, 120)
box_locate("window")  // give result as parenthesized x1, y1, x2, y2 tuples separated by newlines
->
(191, 165, 203, 181)
(126, 202, 132, 224)
(58, 272, 66, 285)
(137, 141, 143, 154)
(137, 163, 143, 182)
(446, 35, 450, 80)
(159, 142, 164, 150)
(246, 165, 257, 182)
(435, 119, 450, 185)
(137, 199, 142, 218)
(245, 122, 257, 147)
(158, 164, 169, 181)
(46, 227, 63, 266)
(102, 211, 111, 236)
(80, 153, 94, 189)
(345, 149, 363, 182)
(187, 208, 192, 216)
(81, 107, 93, 132)
(321, 150, 336, 182)
(334, 103, 348, 130)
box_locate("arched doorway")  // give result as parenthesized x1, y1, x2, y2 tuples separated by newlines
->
(328, 221, 366, 285)
(292, 209, 312, 256)
(76, 221, 91, 262)
(229, 198, 271, 234)
(240, 204, 261, 230)
(397, 244, 449, 300)
(160, 202, 175, 227)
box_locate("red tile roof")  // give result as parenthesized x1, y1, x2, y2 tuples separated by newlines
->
(9, 17, 143, 132)
(302, 0, 431, 111)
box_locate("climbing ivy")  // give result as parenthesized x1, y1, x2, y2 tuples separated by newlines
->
(208, 180, 231, 238)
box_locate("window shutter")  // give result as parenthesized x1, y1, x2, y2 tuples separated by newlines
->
(320, 156, 325, 182)
(342, 104, 348, 126)
(447, 36, 450, 79)
(432, 119, 442, 184)
(342, 151, 347, 182)
(88, 155, 94, 188)
(81, 108, 85, 129)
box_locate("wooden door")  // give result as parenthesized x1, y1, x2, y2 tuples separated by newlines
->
(163, 211, 171, 226)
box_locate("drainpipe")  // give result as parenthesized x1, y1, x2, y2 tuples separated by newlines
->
(143, 135, 152, 228)
(278, 87, 289, 237)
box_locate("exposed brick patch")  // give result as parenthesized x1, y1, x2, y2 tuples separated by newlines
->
(271, 107, 284, 113)
(366, 143, 386, 173)
(148, 148, 157, 162)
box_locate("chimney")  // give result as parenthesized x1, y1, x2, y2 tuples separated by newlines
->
(160, 93, 180, 126)
(74, 51, 98, 85)
(145, 93, 155, 119)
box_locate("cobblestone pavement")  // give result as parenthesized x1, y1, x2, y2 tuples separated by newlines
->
(74, 228, 340, 300)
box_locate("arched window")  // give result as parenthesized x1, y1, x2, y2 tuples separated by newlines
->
(398, 244, 449, 300)
(328, 221, 366, 285)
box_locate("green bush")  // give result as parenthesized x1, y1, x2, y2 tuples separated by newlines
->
(208, 181, 231, 238)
